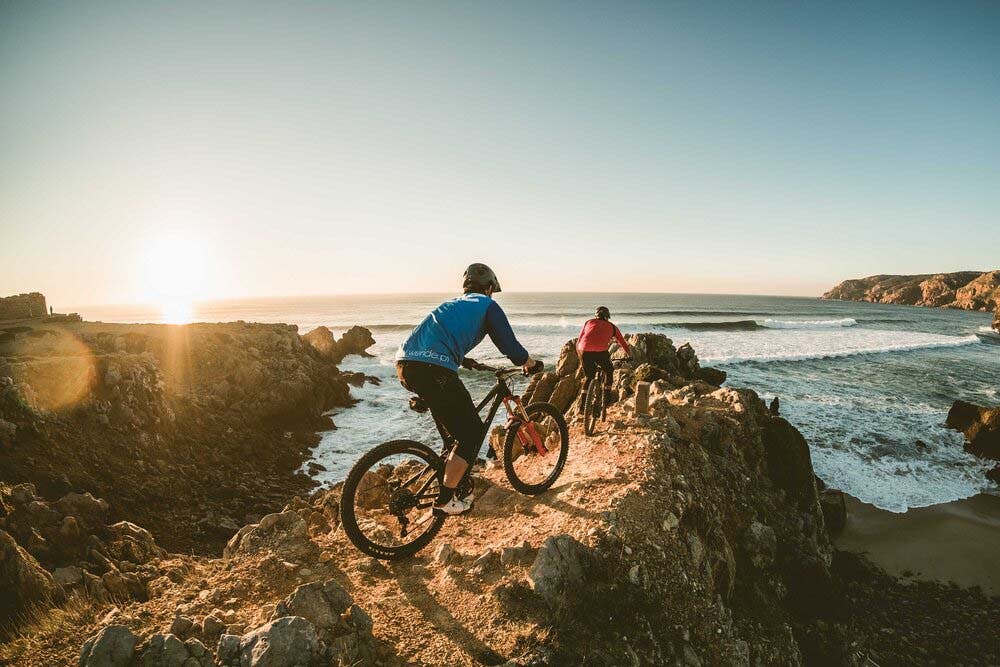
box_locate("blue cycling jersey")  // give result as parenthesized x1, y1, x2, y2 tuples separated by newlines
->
(395, 293, 529, 372)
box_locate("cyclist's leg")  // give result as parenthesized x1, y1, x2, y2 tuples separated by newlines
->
(399, 362, 482, 498)
(598, 351, 613, 388)
(579, 352, 599, 407)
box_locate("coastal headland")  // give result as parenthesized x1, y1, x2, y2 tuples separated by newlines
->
(1, 315, 998, 665)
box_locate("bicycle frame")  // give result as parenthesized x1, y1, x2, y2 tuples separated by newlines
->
(395, 372, 547, 512)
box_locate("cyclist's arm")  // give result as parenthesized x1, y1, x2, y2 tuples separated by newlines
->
(484, 301, 530, 366)
(612, 324, 631, 356)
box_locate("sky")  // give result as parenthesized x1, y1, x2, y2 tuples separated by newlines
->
(2, 1, 999, 308)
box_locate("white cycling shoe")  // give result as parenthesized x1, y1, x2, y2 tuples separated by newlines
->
(433, 495, 474, 516)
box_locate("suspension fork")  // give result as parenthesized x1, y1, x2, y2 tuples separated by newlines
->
(503, 396, 548, 455)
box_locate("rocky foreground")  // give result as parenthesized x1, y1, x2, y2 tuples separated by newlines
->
(2, 331, 998, 666)
(822, 270, 1000, 312)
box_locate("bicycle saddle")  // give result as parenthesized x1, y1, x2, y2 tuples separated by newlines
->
(409, 396, 429, 413)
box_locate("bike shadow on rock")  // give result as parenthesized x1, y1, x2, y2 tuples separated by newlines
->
(467, 478, 601, 523)
(395, 571, 510, 666)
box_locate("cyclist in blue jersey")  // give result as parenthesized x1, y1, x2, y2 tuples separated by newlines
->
(395, 263, 537, 516)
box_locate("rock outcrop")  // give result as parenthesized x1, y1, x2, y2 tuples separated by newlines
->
(301, 325, 375, 364)
(946, 399, 1000, 460)
(521, 332, 724, 416)
(0, 293, 47, 321)
(823, 270, 1000, 311)
(0, 320, 362, 555)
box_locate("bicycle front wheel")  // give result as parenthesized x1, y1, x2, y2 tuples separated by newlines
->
(340, 439, 446, 560)
(503, 402, 569, 495)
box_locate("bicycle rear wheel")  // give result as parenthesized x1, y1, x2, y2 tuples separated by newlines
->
(503, 402, 569, 495)
(584, 368, 605, 436)
(340, 439, 446, 560)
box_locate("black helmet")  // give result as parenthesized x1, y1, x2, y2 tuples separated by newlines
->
(463, 263, 502, 294)
(596, 306, 610, 320)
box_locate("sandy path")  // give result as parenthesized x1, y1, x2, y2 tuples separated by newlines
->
(319, 413, 638, 666)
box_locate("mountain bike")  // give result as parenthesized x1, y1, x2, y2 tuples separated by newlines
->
(340, 361, 569, 560)
(582, 355, 632, 436)
(582, 365, 609, 437)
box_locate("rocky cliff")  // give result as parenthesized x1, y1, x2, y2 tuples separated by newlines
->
(3, 334, 996, 665)
(0, 293, 47, 321)
(822, 270, 1000, 311)
(0, 320, 374, 558)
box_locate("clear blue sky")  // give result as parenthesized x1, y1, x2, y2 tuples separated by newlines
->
(2, 1, 998, 306)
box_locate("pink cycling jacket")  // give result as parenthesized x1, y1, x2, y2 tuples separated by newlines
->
(576, 318, 631, 354)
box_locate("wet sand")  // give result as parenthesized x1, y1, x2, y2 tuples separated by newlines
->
(835, 493, 1000, 595)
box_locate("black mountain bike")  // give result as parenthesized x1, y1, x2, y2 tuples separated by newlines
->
(340, 362, 569, 560)
(582, 356, 631, 436)
(582, 365, 608, 436)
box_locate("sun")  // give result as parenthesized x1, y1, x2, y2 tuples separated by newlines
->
(139, 233, 209, 324)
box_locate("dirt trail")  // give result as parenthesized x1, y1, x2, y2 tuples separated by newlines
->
(319, 411, 636, 666)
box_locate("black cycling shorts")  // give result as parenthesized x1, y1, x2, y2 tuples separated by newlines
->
(581, 351, 613, 387)
(396, 360, 484, 463)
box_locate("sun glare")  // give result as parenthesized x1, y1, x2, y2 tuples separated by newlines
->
(139, 233, 209, 324)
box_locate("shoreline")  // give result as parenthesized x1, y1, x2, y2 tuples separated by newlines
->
(835, 492, 1000, 595)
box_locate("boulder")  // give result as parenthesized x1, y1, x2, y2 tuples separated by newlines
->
(333, 326, 376, 361)
(695, 367, 727, 387)
(79, 625, 139, 667)
(0, 528, 57, 628)
(272, 579, 353, 630)
(528, 534, 591, 608)
(555, 340, 580, 377)
(946, 400, 1000, 460)
(105, 521, 165, 564)
(238, 616, 321, 667)
(223, 510, 316, 561)
(627, 333, 680, 373)
(632, 363, 669, 387)
(136, 633, 191, 667)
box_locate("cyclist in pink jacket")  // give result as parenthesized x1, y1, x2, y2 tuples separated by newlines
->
(576, 306, 631, 407)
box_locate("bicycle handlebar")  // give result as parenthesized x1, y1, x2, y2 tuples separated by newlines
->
(463, 359, 544, 377)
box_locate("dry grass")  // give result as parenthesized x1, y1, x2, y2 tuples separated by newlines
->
(0, 593, 107, 666)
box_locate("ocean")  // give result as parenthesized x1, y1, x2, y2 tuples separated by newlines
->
(77, 293, 999, 512)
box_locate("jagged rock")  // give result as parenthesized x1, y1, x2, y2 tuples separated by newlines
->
(272, 579, 353, 630)
(818, 489, 847, 534)
(137, 633, 190, 667)
(762, 418, 819, 510)
(238, 616, 321, 667)
(334, 326, 376, 361)
(555, 340, 580, 377)
(223, 510, 316, 561)
(525, 372, 559, 404)
(822, 271, 998, 310)
(106, 521, 165, 564)
(632, 363, 670, 387)
(946, 400, 1000, 460)
(695, 367, 726, 386)
(216, 634, 241, 664)
(742, 521, 777, 570)
(79, 625, 139, 667)
(169, 615, 194, 637)
(0, 528, 57, 628)
(528, 534, 590, 608)
(202, 614, 226, 639)
(548, 376, 579, 413)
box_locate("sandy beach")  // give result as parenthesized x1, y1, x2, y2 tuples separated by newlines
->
(836, 493, 1000, 595)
